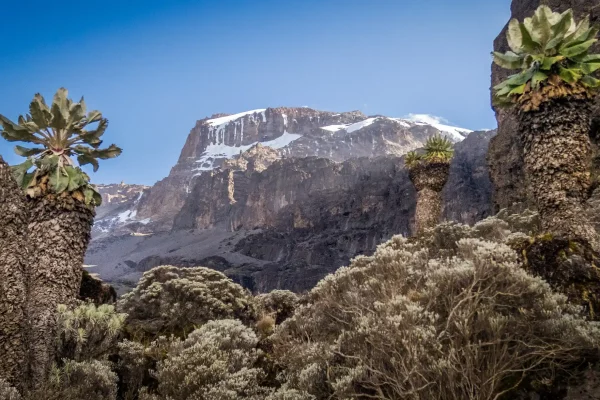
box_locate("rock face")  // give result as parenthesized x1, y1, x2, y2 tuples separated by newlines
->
(86, 124, 494, 293)
(92, 183, 150, 239)
(488, 0, 600, 211)
(129, 107, 472, 233)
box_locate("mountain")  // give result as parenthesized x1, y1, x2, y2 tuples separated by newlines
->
(86, 107, 492, 294)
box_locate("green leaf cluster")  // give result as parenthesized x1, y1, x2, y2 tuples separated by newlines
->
(0, 88, 121, 202)
(405, 135, 454, 169)
(405, 151, 422, 168)
(493, 6, 600, 105)
(11, 156, 103, 205)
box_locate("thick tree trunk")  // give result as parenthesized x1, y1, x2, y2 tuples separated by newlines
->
(26, 193, 95, 388)
(409, 162, 450, 235)
(519, 98, 599, 248)
(0, 157, 28, 389)
(415, 187, 443, 234)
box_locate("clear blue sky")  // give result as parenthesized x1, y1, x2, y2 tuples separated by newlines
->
(0, 0, 511, 185)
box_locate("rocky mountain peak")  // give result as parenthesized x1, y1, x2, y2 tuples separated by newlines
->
(94, 106, 475, 236)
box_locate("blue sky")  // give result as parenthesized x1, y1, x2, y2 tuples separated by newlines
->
(0, 0, 511, 185)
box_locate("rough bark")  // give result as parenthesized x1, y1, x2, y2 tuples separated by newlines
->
(414, 187, 443, 234)
(26, 193, 95, 388)
(0, 156, 27, 388)
(519, 98, 599, 249)
(409, 162, 450, 234)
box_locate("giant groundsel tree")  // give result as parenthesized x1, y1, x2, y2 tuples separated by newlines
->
(406, 135, 454, 235)
(493, 5, 600, 247)
(0, 88, 121, 387)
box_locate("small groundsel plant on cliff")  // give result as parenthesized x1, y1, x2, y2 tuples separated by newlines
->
(405, 135, 454, 169)
(271, 218, 600, 399)
(0, 88, 122, 205)
(493, 5, 600, 111)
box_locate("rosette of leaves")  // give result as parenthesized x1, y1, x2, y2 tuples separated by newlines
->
(0, 88, 121, 206)
(493, 6, 600, 111)
(405, 151, 423, 169)
(422, 135, 453, 163)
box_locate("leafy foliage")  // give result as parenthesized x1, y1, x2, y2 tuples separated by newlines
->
(423, 134, 454, 163)
(118, 266, 258, 341)
(37, 360, 118, 400)
(405, 135, 454, 170)
(140, 320, 273, 400)
(55, 302, 126, 362)
(256, 290, 299, 325)
(493, 6, 600, 110)
(404, 151, 422, 168)
(271, 215, 599, 399)
(0, 88, 122, 205)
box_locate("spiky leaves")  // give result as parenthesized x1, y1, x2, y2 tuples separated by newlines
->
(0, 88, 122, 206)
(406, 135, 454, 170)
(405, 151, 422, 169)
(493, 6, 600, 111)
(423, 135, 454, 163)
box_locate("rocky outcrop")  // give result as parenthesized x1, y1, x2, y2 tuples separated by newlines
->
(92, 183, 149, 238)
(488, 0, 600, 211)
(86, 129, 494, 293)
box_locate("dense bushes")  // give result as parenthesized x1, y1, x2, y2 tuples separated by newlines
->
(118, 266, 258, 340)
(140, 320, 272, 399)
(55, 303, 126, 361)
(270, 217, 599, 399)
(6, 210, 599, 399)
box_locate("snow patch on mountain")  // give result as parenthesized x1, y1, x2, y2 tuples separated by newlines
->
(193, 131, 302, 172)
(320, 114, 471, 141)
(206, 109, 267, 127)
(321, 117, 378, 133)
(404, 114, 472, 141)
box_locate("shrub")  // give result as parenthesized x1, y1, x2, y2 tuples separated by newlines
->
(32, 360, 118, 400)
(144, 319, 273, 399)
(118, 266, 258, 340)
(55, 302, 126, 361)
(256, 290, 299, 325)
(272, 235, 600, 399)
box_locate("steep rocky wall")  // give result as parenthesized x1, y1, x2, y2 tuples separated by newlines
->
(174, 130, 494, 234)
(488, 0, 600, 211)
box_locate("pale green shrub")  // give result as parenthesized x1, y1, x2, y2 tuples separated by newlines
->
(117, 335, 180, 399)
(118, 266, 258, 340)
(32, 360, 118, 400)
(55, 302, 126, 361)
(144, 319, 273, 399)
(273, 235, 600, 399)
